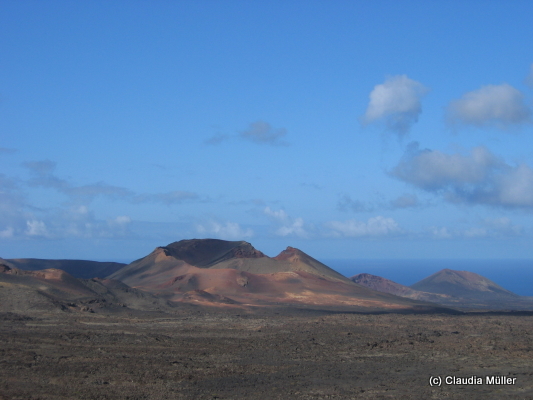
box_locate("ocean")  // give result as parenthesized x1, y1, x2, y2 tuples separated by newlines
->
(322, 259, 533, 297)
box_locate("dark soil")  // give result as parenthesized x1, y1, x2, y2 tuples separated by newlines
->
(1, 309, 532, 399)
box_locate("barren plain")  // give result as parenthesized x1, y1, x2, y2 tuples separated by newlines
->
(1, 308, 532, 400)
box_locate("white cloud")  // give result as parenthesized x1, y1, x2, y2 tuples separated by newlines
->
(15, 205, 136, 240)
(2, 165, 142, 240)
(325, 216, 400, 238)
(447, 84, 531, 128)
(263, 207, 309, 238)
(362, 75, 429, 137)
(25, 220, 48, 237)
(240, 121, 289, 146)
(276, 217, 307, 237)
(0, 162, 200, 240)
(196, 221, 253, 240)
(263, 207, 289, 221)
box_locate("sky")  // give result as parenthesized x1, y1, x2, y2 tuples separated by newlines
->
(1, 1, 533, 262)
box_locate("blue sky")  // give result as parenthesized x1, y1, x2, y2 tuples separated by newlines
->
(1, 1, 533, 262)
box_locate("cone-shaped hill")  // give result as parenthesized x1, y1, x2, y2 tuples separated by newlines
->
(410, 269, 519, 300)
(108, 239, 446, 311)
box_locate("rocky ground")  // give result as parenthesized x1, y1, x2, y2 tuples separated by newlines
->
(1, 308, 532, 400)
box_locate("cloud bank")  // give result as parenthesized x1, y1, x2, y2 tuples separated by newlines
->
(427, 217, 523, 239)
(0, 160, 199, 241)
(362, 75, 429, 137)
(23, 160, 198, 205)
(392, 144, 533, 208)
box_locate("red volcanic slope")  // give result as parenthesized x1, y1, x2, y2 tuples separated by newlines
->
(108, 239, 438, 310)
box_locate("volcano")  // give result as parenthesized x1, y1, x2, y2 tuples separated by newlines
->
(108, 239, 444, 311)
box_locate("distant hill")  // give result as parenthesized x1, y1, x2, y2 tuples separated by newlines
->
(108, 239, 443, 312)
(2, 258, 126, 279)
(352, 269, 532, 310)
(0, 262, 173, 315)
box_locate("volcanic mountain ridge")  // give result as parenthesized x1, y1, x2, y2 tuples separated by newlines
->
(108, 239, 441, 311)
